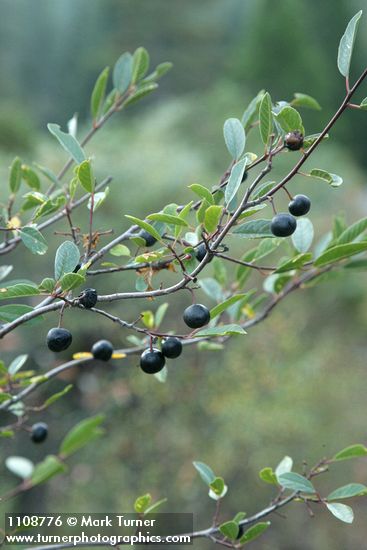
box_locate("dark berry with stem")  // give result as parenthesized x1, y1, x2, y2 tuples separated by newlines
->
(183, 304, 210, 329)
(288, 194, 311, 216)
(46, 328, 72, 352)
(161, 337, 183, 359)
(140, 348, 166, 374)
(270, 213, 297, 237)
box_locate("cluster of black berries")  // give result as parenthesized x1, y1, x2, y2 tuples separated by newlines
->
(270, 194, 311, 237)
(140, 303, 211, 374)
(268, 130, 311, 237)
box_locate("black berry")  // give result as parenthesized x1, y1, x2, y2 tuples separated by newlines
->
(161, 337, 183, 359)
(46, 327, 72, 352)
(140, 348, 166, 374)
(288, 194, 311, 216)
(31, 422, 48, 444)
(270, 213, 297, 237)
(195, 243, 212, 263)
(139, 229, 157, 247)
(284, 130, 304, 151)
(92, 340, 114, 361)
(183, 304, 210, 329)
(79, 288, 98, 309)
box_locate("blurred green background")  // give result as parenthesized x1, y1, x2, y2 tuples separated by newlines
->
(1, 1, 367, 548)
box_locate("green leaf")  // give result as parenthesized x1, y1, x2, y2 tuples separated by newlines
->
(91, 67, 110, 120)
(124, 83, 158, 106)
(241, 90, 265, 131)
(141, 310, 155, 329)
(292, 93, 321, 111)
(43, 384, 73, 408)
(144, 498, 168, 515)
(314, 242, 367, 267)
(210, 294, 249, 319)
(60, 273, 85, 292)
(195, 324, 246, 337)
(209, 477, 227, 499)
(5, 456, 34, 479)
(252, 181, 275, 199)
(47, 124, 86, 164)
(359, 98, 367, 110)
(275, 456, 293, 477)
(147, 213, 188, 227)
(0, 284, 40, 301)
(310, 168, 343, 188)
(291, 218, 314, 253)
(125, 216, 162, 242)
(219, 521, 239, 540)
(155, 303, 169, 327)
(59, 414, 105, 458)
(142, 61, 172, 83)
(328, 483, 367, 501)
(333, 444, 367, 461)
(259, 92, 273, 145)
(337, 11, 362, 78)
(199, 277, 224, 301)
(39, 278, 56, 293)
(192, 461, 216, 485)
(275, 253, 312, 273)
(277, 472, 315, 494)
(259, 467, 277, 485)
(154, 366, 168, 383)
(0, 430, 14, 438)
(33, 163, 60, 186)
(134, 493, 152, 514)
(22, 166, 41, 190)
(8, 354, 28, 376)
(303, 133, 329, 149)
(31, 455, 67, 487)
(19, 227, 48, 255)
(113, 52, 133, 94)
(110, 244, 130, 257)
(9, 157, 22, 193)
(132, 47, 150, 83)
(0, 393, 12, 404)
(189, 183, 214, 205)
(0, 304, 42, 324)
(34, 196, 66, 220)
(239, 522, 270, 544)
(0, 265, 13, 282)
(77, 160, 94, 193)
(54, 241, 80, 280)
(335, 217, 367, 245)
(204, 205, 223, 233)
(326, 502, 354, 524)
(223, 118, 246, 160)
(87, 188, 110, 212)
(233, 512, 247, 524)
(274, 106, 304, 134)
(225, 157, 247, 206)
(232, 219, 273, 238)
